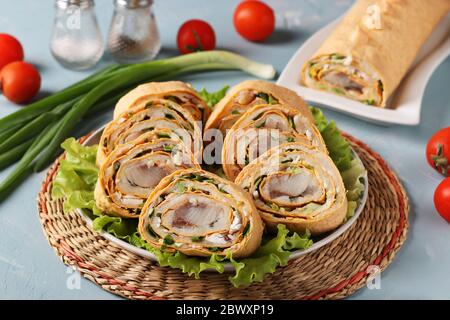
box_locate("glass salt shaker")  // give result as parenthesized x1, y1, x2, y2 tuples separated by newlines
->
(50, 0, 104, 70)
(108, 0, 161, 63)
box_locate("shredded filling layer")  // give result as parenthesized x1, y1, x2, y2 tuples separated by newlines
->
(139, 170, 260, 257)
(303, 54, 383, 106)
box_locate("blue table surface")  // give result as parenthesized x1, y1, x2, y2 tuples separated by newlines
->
(1, 0, 449, 300)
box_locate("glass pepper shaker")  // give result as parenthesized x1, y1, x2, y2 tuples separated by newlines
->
(50, 0, 104, 70)
(108, 0, 161, 63)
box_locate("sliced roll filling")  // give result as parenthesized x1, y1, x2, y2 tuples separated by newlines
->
(250, 163, 335, 217)
(162, 93, 209, 123)
(138, 169, 264, 258)
(95, 139, 200, 218)
(235, 142, 347, 235)
(115, 118, 194, 152)
(115, 153, 182, 198)
(302, 54, 383, 106)
(230, 104, 325, 151)
(225, 127, 310, 177)
(204, 80, 314, 136)
(97, 98, 202, 165)
(214, 89, 280, 134)
(113, 81, 209, 122)
(222, 104, 326, 180)
(259, 169, 326, 207)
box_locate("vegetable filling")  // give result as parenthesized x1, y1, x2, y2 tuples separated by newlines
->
(303, 54, 383, 106)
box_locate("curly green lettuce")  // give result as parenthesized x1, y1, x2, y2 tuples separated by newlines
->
(197, 85, 229, 109)
(51, 138, 102, 216)
(311, 107, 366, 218)
(51, 105, 365, 288)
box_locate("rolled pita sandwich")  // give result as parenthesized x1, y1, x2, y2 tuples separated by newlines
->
(138, 169, 264, 258)
(222, 104, 326, 181)
(114, 81, 209, 122)
(97, 98, 203, 166)
(95, 136, 200, 218)
(204, 80, 313, 135)
(301, 0, 450, 107)
(235, 142, 348, 235)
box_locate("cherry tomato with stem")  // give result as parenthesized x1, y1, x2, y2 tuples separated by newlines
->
(426, 127, 450, 176)
(177, 19, 216, 54)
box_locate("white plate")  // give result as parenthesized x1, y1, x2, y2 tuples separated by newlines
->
(77, 126, 368, 271)
(277, 13, 450, 125)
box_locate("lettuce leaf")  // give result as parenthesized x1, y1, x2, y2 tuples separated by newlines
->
(310, 107, 353, 171)
(229, 225, 312, 287)
(341, 158, 366, 218)
(93, 216, 139, 239)
(130, 232, 228, 277)
(52, 104, 365, 288)
(52, 138, 102, 216)
(311, 107, 366, 217)
(197, 85, 229, 109)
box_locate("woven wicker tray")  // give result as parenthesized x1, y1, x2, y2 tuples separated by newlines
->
(37, 133, 409, 300)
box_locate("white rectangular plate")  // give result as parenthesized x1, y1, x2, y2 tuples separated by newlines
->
(277, 13, 450, 125)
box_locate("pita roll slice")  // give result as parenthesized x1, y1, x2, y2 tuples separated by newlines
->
(235, 142, 348, 236)
(222, 103, 326, 181)
(114, 81, 210, 122)
(95, 136, 200, 218)
(204, 80, 314, 135)
(97, 98, 203, 166)
(138, 169, 264, 258)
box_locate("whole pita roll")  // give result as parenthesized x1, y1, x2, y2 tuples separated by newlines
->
(235, 142, 348, 235)
(95, 136, 200, 218)
(204, 80, 314, 135)
(97, 98, 203, 166)
(222, 104, 326, 181)
(301, 0, 450, 107)
(114, 81, 209, 122)
(138, 169, 264, 258)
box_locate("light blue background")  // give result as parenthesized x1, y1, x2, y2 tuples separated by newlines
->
(0, 0, 449, 299)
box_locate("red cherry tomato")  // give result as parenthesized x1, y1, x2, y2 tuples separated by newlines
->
(177, 19, 216, 54)
(434, 177, 450, 222)
(0, 61, 41, 104)
(426, 127, 450, 176)
(233, 0, 275, 42)
(0, 33, 24, 70)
